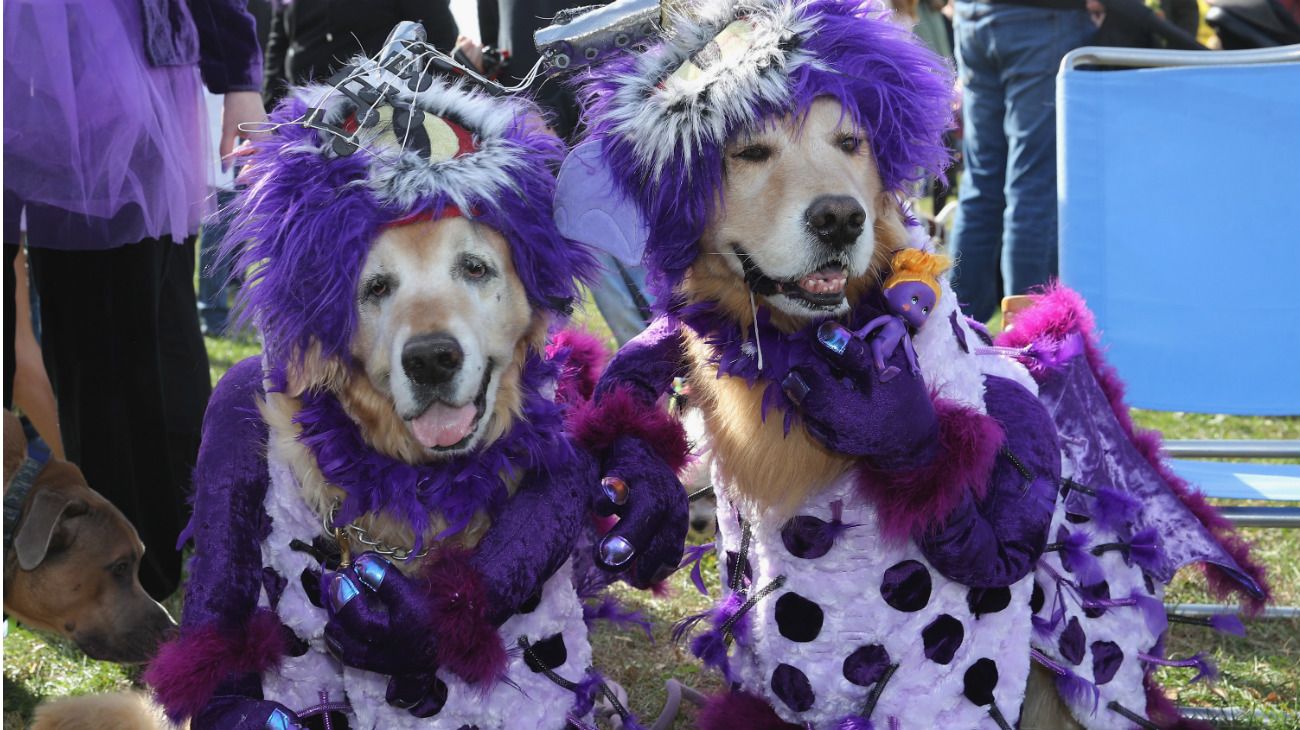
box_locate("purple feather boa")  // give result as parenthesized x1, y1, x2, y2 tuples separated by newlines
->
(291, 354, 573, 549)
(578, 0, 954, 298)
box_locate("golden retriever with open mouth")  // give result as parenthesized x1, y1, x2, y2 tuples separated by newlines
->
(567, 0, 1078, 727)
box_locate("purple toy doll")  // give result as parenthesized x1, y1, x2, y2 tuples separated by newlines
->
(855, 249, 951, 380)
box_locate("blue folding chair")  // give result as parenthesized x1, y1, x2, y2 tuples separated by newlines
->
(1057, 44, 1300, 518)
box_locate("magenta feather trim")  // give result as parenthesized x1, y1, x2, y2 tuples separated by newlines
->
(547, 328, 610, 407)
(569, 386, 690, 472)
(996, 283, 1271, 613)
(697, 691, 803, 730)
(145, 609, 288, 722)
(855, 398, 1003, 542)
(423, 549, 507, 687)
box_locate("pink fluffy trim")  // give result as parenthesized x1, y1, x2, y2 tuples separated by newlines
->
(697, 691, 803, 730)
(997, 283, 1270, 612)
(855, 397, 1004, 542)
(423, 548, 508, 687)
(568, 386, 690, 473)
(547, 328, 610, 406)
(144, 609, 288, 722)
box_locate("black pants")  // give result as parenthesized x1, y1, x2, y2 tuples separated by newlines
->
(27, 237, 211, 599)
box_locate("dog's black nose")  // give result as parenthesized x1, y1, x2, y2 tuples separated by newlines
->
(402, 334, 464, 386)
(805, 195, 866, 248)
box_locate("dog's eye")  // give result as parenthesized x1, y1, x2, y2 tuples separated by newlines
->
(460, 255, 493, 281)
(838, 134, 863, 153)
(110, 560, 130, 578)
(364, 276, 393, 301)
(732, 144, 772, 162)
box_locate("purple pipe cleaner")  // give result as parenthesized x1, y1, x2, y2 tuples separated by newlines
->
(292, 354, 573, 550)
(1138, 652, 1218, 683)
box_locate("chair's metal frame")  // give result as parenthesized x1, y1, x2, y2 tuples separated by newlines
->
(1059, 45, 1300, 723)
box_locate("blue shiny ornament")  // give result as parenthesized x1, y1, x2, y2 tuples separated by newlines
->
(355, 553, 390, 591)
(817, 321, 853, 356)
(329, 573, 361, 612)
(601, 476, 630, 506)
(265, 707, 301, 729)
(599, 535, 635, 567)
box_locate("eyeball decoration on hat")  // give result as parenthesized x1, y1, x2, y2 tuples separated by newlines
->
(224, 22, 594, 391)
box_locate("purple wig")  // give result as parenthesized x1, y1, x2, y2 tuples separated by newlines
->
(225, 63, 595, 380)
(577, 0, 955, 294)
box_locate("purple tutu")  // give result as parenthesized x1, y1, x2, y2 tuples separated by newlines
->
(3, 0, 212, 250)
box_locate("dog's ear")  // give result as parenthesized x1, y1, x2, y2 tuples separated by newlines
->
(15, 491, 85, 570)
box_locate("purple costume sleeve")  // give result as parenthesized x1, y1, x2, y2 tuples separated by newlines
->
(593, 315, 686, 404)
(189, 0, 264, 93)
(917, 375, 1060, 588)
(173, 357, 279, 724)
(471, 444, 599, 624)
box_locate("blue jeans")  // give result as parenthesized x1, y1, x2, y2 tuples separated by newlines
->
(197, 191, 236, 335)
(949, 1, 1095, 322)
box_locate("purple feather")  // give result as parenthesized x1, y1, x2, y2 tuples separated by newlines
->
(1130, 590, 1170, 637)
(1032, 649, 1099, 713)
(837, 715, 875, 730)
(1055, 527, 1104, 587)
(1210, 613, 1247, 637)
(1139, 652, 1218, 684)
(582, 596, 654, 641)
(571, 671, 605, 718)
(1090, 486, 1141, 531)
(680, 542, 716, 596)
(691, 629, 736, 683)
(1127, 526, 1164, 573)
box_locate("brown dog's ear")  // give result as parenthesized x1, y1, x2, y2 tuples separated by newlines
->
(14, 490, 80, 570)
(873, 192, 909, 254)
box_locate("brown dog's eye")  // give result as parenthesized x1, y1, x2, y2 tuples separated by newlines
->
(365, 276, 392, 300)
(460, 255, 493, 281)
(110, 560, 130, 579)
(838, 134, 863, 153)
(733, 144, 772, 162)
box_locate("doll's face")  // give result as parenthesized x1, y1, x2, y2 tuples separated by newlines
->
(885, 280, 936, 329)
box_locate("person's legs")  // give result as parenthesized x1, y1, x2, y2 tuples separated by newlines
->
(999, 5, 1095, 297)
(196, 192, 236, 335)
(28, 240, 183, 599)
(949, 1, 1009, 323)
(158, 235, 212, 538)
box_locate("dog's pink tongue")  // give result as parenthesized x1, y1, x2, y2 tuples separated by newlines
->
(410, 402, 478, 448)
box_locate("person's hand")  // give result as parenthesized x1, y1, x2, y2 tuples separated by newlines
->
(593, 436, 689, 588)
(453, 36, 486, 72)
(320, 553, 439, 676)
(221, 90, 269, 168)
(781, 322, 938, 463)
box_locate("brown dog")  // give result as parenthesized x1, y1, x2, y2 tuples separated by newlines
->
(3, 410, 175, 663)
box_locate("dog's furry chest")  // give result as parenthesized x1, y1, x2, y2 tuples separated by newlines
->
(253, 423, 592, 729)
(713, 475, 1033, 729)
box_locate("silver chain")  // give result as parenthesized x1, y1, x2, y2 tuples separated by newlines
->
(324, 501, 430, 562)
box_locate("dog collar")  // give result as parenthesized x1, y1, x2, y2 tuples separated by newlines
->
(3, 437, 52, 552)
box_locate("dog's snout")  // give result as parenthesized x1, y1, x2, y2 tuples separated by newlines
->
(805, 195, 866, 248)
(401, 334, 464, 386)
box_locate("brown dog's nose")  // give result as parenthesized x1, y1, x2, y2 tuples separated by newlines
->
(402, 334, 463, 386)
(805, 195, 866, 249)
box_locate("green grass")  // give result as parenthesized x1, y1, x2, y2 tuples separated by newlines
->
(4, 318, 1296, 729)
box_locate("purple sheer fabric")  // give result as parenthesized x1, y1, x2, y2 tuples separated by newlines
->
(4, 0, 212, 249)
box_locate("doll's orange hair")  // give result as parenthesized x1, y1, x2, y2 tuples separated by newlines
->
(883, 249, 951, 301)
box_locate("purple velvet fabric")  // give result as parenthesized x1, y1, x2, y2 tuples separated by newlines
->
(592, 315, 687, 404)
(193, 697, 298, 730)
(468, 444, 598, 624)
(787, 324, 938, 465)
(186, 0, 264, 92)
(321, 556, 442, 676)
(915, 376, 1060, 588)
(594, 435, 689, 588)
(180, 356, 273, 632)
(1037, 355, 1263, 594)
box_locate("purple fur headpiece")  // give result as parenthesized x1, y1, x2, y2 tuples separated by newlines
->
(573, 0, 954, 294)
(226, 47, 594, 379)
